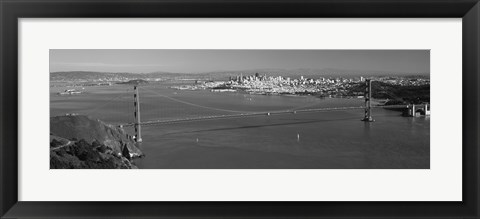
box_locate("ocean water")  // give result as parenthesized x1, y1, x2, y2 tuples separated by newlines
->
(50, 83, 430, 169)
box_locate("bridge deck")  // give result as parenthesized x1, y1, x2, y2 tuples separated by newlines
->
(120, 104, 416, 127)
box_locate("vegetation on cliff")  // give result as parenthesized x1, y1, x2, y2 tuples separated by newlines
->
(50, 115, 142, 169)
(348, 81, 430, 104)
(50, 139, 136, 169)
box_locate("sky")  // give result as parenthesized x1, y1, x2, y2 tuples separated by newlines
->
(50, 49, 429, 74)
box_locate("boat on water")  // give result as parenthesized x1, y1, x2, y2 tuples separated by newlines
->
(58, 89, 83, 95)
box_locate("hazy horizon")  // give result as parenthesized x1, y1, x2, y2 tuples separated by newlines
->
(50, 49, 430, 75)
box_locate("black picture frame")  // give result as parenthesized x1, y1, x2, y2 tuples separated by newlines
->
(1, 0, 479, 218)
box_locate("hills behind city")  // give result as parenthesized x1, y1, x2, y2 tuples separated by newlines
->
(50, 68, 429, 82)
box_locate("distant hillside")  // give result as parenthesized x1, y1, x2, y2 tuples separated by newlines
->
(199, 68, 429, 79)
(50, 69, 429, 82)
(50, 71, 198, 82)
(50, 71, 139, 81)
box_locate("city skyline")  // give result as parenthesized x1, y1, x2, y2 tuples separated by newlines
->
(50, 49, 430, 75)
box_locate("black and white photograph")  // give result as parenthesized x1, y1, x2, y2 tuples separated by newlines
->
(49, 49, 430, 169)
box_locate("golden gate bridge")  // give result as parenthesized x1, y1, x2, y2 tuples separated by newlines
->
(107, 79, 429, 143)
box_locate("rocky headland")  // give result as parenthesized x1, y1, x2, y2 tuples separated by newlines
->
(50, 115, 143, 169)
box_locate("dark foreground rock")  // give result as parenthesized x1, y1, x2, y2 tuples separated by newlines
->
(51, 115, 143, 157)
(50, 115, 143, 169)
(50, 139, 137, 169)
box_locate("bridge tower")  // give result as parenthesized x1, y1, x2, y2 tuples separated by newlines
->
(133, 85, 142, 143)
(362, 79, 374, 122)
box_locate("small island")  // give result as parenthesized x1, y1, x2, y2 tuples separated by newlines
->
(116, 79, 148, 85)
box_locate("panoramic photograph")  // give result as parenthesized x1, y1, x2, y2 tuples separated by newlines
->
(49, 49, 430, 169)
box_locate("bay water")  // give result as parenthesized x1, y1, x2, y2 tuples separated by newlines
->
(50, 82, 430, 169)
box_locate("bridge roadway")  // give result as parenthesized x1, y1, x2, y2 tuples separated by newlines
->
(120, 104, 413, 127)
